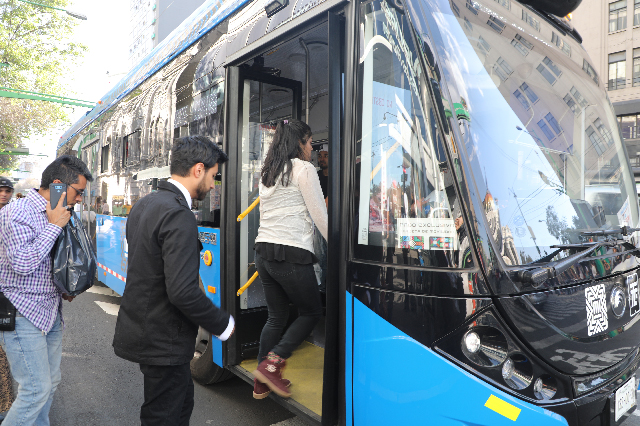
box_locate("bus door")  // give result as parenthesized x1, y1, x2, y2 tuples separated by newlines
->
(224, 17, 343, 423)
(224, 68, 302, 364)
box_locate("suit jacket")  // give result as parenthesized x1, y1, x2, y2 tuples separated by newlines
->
(112, 181, 230, 365)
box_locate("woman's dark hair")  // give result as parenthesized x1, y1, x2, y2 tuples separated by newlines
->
(40, 155, 93, 188)
(261, 119, 312, 188)
(170, 135, 228, 177)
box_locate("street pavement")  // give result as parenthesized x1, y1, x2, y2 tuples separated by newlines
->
(48, 282, 300, 426)
(37, 280, 640, 426)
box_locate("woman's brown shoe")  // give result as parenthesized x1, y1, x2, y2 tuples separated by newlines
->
(253, 358, 292, 398)
(253, 378, 291, 399)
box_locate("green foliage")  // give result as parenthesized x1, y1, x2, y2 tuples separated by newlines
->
(0, 0, 87, 167)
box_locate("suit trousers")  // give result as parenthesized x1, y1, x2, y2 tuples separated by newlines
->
(139, 362, 194, 426)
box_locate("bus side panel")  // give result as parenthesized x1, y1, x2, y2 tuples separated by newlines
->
(352, 297, 569, 426)
(96, 214, 128, 295)
(198, 228, 223, 367)
(346, 291, 353, 426)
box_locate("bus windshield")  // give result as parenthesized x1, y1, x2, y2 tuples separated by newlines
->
(408, 0, 640, 264)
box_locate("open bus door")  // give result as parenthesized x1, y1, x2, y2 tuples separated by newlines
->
(221, 14, 344, 424)
(224, 67, 302, 365)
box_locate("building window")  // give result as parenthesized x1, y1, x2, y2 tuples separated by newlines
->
(101, 145, 110, 174)
(565, 87, 589, 115)
(543, 57, 562, 77)
(122, 136, 129, 168)
(477, 36, 491, 55)
(633, 48, 640, 86)
(522, 9, 540, 31)
(512, 83, 539, 111)
(466, 0, 479, 14)
(511, 34, 533, 56)
(464, 16, 473, 31)
(545, 112, 562, 135)
(537, 63, 558, 85)
(537, 113, 562, 141)
(610, 0, 627, 32)
(487, 15, 506, 33)
(514, 89, 531, 110)
(570, 87, 588, 108)
(635, 0, 640, 25)
(493, 57, 513, 81)
(564, 94, 577, 114)
(494, 0, 510, 9)
(451, 0, 460, 16)
(608, 51, 626, 90)
(620, 115, 638, 139)
(594, 118, 614, 145)
(537, 120, 555, 141)
(586, 126, 607, 155)
(583, 59, 599, 85)
(551, 32, 571, 57)
(520, 82, 538, 103)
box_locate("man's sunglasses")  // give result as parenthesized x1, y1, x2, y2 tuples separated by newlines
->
(66, 184, 85, 197)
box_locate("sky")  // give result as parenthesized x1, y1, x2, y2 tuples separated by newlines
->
(21, 0, 130, 172)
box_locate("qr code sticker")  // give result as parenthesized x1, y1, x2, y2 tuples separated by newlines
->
(586, 284, 608, 336)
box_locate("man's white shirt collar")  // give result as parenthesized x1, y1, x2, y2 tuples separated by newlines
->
(167, 179, 192, 209)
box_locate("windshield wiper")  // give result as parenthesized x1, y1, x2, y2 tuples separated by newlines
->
(513, 241, 612, 287)
(581, 226, 640, 237)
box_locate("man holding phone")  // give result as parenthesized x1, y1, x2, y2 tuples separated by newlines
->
(0, 155, 92, 425)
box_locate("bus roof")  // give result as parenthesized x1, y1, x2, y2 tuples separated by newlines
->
(58, 0, 249, 150)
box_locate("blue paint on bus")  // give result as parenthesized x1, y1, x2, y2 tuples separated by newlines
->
(352, 297, 569, 426)
(198, 229, 223, 367)
(345, 292, 353, 426)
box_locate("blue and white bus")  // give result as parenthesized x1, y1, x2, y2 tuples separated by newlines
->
(58, 0, 640, 423)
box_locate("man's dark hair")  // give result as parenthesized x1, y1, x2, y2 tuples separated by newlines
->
(40, 155, 94, 189)
(170, 135, 228, 177)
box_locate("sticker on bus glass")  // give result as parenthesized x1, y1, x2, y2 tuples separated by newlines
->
(396, 218, 458, 250)
(585, 284, 608, 336)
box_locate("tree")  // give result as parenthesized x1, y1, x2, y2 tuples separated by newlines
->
(0, 0, 87, 168)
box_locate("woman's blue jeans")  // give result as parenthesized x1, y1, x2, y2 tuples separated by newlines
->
(256, 253, 323, 362)
(0, 313, 62, 426)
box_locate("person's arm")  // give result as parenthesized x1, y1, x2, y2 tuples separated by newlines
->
(297, 163, 328, 240)
(160, 208, 233, 339)
(2, 209, 62, 276)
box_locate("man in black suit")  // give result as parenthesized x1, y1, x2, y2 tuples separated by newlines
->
(113, 135, 234, 426)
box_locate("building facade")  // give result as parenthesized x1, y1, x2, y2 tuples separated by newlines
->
(129, 0, 206, 70)
(572, 0, 640, 181)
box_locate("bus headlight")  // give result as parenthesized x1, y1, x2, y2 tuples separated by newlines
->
(534, 375, 557, 400)
(461, 326, 508, 367)
(463, 331, 481, 353)
(435, 308, 571, 404)
(501, 354, 533, 390)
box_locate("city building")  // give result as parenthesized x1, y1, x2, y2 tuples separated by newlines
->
(129, 0, 206, 70)
(572, 0, 640, 182)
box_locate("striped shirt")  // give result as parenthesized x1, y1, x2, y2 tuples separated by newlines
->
(0, 189, 63, 332)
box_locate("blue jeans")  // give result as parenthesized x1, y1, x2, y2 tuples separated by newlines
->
(255, 253, 322, 362)
(0, 313, 62, 426)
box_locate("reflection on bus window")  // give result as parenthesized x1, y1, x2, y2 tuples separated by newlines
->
(353, 0, 472, 269)
(418, 0, 639, 264)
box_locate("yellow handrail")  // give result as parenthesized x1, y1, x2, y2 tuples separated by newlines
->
(237, 271, 259, 296)
(237, 197, 260, 222)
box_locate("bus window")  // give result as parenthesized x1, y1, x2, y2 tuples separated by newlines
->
(353, 0, 473, 269)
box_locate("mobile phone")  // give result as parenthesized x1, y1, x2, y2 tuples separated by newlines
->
(49, 183, 67, 208)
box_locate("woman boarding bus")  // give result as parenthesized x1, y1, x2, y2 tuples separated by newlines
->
(58, 0, 640, 423)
